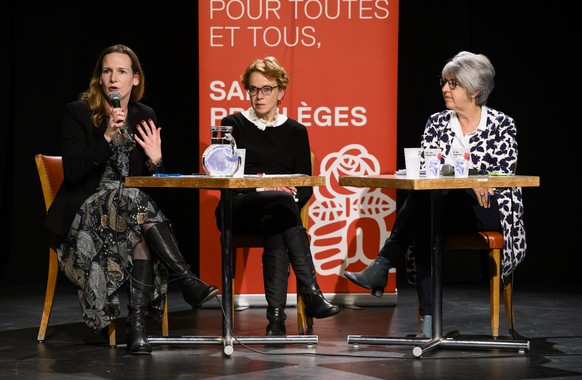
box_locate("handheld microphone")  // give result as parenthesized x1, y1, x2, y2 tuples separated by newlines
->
(109, 91, 121, 108)
(109, 92, 124, 132)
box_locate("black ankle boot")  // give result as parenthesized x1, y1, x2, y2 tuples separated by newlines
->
(181, 278, 219, 308)
(301, 284, 340, 318)
(283, 226, 340, 319)
(144, 223, 218, 307)
(266, 307, 287, 335)
(127, 260, 153, 355)
(344, 256, 392, 297)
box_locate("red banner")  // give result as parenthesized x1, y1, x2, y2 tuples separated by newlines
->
(199, 0, 399, 305)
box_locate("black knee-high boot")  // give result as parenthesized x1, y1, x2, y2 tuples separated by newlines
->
(127, 260, 153, 355)
(144, 223, 218, 308)
(283, 226, 340, 319)
(262, 248, 289, 335)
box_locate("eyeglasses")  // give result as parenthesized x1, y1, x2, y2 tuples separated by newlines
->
(247, 85, 278, 96)
(439, 77, 459, 90)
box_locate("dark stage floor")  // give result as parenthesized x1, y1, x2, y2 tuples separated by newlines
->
(1, 279, 581, 379)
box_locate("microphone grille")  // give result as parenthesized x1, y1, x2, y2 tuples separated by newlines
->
(109, 91, 121, 101)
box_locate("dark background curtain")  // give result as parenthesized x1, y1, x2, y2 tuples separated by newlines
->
(0, 1, 576, 288)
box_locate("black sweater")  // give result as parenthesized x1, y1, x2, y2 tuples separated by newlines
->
(220, 112, 313, 209)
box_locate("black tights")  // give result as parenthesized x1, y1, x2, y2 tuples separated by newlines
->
(132, 222, 157, 260)
(216, 191, 303, 308)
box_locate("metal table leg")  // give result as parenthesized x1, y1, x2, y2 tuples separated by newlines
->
(148, 189, 316, 357)
(218, 190, 317, 356)
(348, 190, 529, 358)
(220, 189, 235, 356)
(144, 190, 228, 352)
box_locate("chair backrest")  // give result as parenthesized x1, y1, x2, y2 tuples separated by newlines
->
(35, 154, 64, 211)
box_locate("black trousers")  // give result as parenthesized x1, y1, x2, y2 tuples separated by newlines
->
(216, 190, 302, 235)
(216, 191, 303, 308)
(379, 189, 501, 315)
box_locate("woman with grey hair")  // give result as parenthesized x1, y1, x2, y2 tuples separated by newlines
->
(344, 51, 525, 338)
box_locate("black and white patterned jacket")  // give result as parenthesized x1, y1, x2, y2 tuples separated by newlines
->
(418, 106, 526, 282)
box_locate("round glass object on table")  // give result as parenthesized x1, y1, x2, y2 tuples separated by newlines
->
(202, 126, 240, 177)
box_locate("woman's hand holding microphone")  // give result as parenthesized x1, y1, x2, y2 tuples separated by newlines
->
(104, 107, 127, 143)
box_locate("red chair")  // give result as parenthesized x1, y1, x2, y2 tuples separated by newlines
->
(443, 231, 514, 337)
(35, 154, 169, 347)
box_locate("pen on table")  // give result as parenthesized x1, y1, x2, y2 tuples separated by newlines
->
(153, 173, 182, 177)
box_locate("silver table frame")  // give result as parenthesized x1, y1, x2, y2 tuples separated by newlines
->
(125, 175, 325, 356)
(338, 174, 540, 358)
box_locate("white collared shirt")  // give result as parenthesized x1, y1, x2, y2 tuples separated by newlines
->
(446, 106, 488, 166)
(242, 108, 288, 131)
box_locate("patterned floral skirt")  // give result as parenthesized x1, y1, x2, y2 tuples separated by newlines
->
(58, 181, 169, 332)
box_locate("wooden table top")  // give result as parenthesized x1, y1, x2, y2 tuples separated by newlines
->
(338, 174, 540, 190)
(125, 174, 326, 189)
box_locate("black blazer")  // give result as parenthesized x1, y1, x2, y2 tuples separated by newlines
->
(46, 100, 158, 242)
